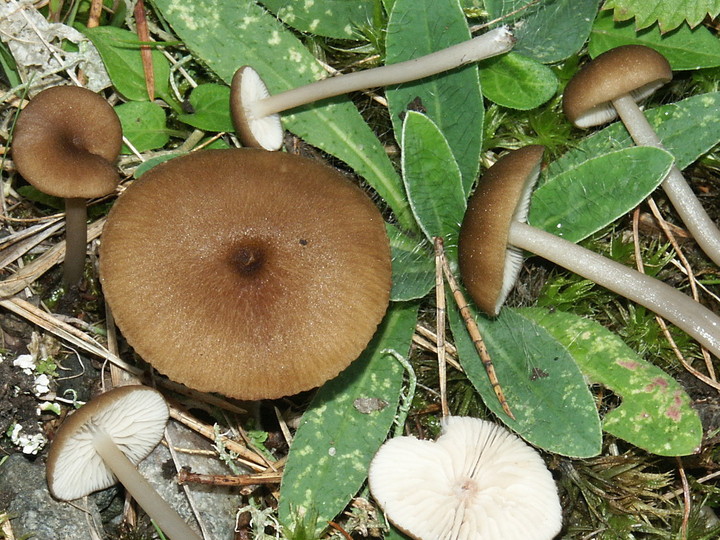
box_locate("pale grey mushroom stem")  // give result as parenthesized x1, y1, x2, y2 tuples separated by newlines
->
(252, 26, 515, 118)
(508, 221, 720, 358)
(92, 430, 202, 540)
(612, 93, 720, 267)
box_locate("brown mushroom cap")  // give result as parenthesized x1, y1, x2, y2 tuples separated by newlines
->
(458, 146, 545, 316)
(562, 45, 672, 128)
(99, 148, 391, 400)
(12, 86, 122, 198)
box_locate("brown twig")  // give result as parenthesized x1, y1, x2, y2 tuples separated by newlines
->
(177, 468, 282, 487)
(434, 237, 514, 419)
(133, 0, 155, 101)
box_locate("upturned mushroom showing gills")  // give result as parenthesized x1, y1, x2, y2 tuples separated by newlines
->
(46, 385, 202, 540)
(11, 85, 122, 286)
(99, 149, 391, 400)
(458, 146, 720, 358)
(368, 416, 562, 539)
(563, 45, 720, 267)
(230, 26, 514, 150)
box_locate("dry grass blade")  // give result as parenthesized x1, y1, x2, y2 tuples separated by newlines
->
(0, 219, 63, 271)
(0, 218, 104, 297)
(0, 296, 141, 376)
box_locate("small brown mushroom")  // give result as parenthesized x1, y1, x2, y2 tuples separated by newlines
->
(11, 86, 122, 286)
(458, 146, 720, 357)
(99, 148, 391, 400)
(563, 45, 720, 266)
(46, 385, 201, 540)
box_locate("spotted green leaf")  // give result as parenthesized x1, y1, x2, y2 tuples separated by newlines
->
(521, 308, 703, 456)
(448, 302, 602, 457)
(258, 0, 374, 39)
(548, 92, 720, 177)
(385, 0, 483, 194)
(529, 146, 674, 243)
(602, 0, 720, 32)
(401, 112, 466, 249)
(152, 0, 414, 229)
(590, 10, 720, 69)
(278, 303, 419, 533)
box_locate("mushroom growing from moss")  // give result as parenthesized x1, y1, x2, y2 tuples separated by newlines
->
(46, 385, 201, 540)
(99, 148, 391, 400)
(230, 26, 514, 150)
(458, 145, 720, 357)
(368, 416, 562, 539)
(563, 45, 720, 266)
(11, 86, 122, 286)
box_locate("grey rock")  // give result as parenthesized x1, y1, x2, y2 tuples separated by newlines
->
(0, 453, 105, 540)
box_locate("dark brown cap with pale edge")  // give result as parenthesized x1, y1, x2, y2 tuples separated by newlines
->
(46, 386, 168, 501)
(12, 86, 122, 198)
(99, 148, 391, 400)
(458, 145, 545, 316)
(563, 45, 672, 128)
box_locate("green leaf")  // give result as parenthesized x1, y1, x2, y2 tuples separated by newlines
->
(447, 302, 602, 457)
(176, 84, 234, 132)
(385, 0, 483, 194)
(602, 0, 720, 32)
(81, 25, 173, 103)
(479, 52, 558, 110)
(589, 10, 720, 69)
(549, 92, 720, 177)
(152, 0, 414, 229)
(258, 0, 374, 38)
(115, 101, 169, 153)
(485, 0, 599, 63)
(388, 224, 434, 302)
(278, 302, 419, 533)
(401, 112, 466, 248)
(521, 308, 703, 456)
(529, 146, 675, 243)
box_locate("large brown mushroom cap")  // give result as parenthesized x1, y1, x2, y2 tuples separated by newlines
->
(12, 86, 122, 198)
(99, 149, 391, 400)
(458, 146, 545, 316)
(563, 45, 672, 128)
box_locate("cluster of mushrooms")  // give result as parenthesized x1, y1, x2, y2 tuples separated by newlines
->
(10, 23, 720, 540)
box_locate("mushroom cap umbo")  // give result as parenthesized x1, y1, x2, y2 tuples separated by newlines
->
(12, 86, 122, 199)
(563, 45, 672, 128)
(368, 416, 562, 540)
(458, 146, 544, 316)
(99, 148, 391, 400)
(46, 385, 169, 501)
(230, 66, 284, 151)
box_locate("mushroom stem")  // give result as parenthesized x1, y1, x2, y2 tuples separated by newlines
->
(63, 198, 87, 286)
(611, 93, 720, 266)
(508, 221, 720, 358)
(252, 26, 514, 118)
(92, 429, 202, 540)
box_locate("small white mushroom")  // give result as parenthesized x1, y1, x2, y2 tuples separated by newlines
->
(368, 416, 562, 539)
(46, 385, 201, 540)
(230, 26, 515, 150)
